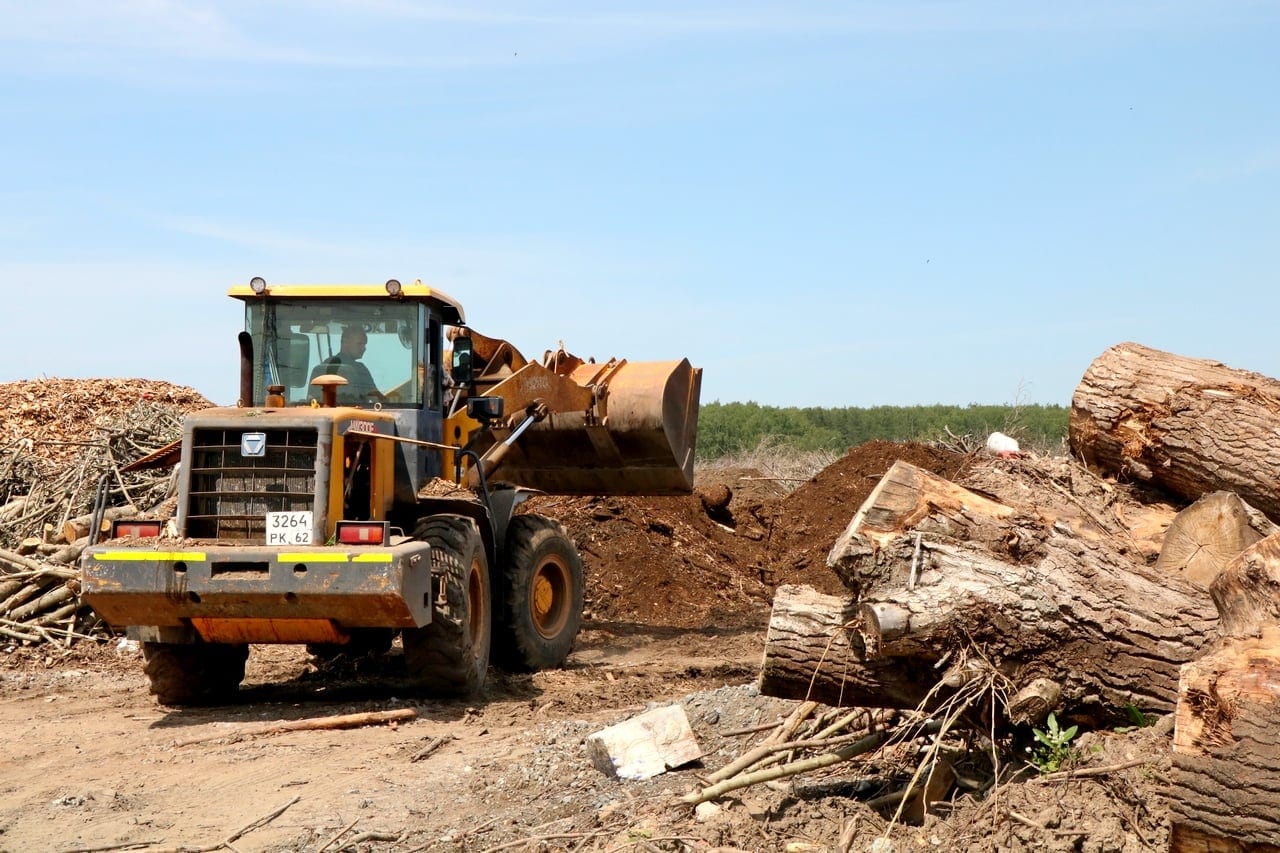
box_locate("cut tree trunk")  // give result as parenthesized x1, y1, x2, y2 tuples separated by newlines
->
(761, 462, 1219, 723)
(1069, 341, 1280, 522)
(1170, 626, 1280, 851)
(1156, 491, 1278, 590)
(758, 584, 944, 710)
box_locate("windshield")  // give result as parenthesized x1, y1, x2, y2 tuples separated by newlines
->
(245, 300, 426, 408)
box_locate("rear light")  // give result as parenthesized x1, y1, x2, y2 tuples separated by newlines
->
(112, 519, 164, 538)
(336, 521, 389, 545)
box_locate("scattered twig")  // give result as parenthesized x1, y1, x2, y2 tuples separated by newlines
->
(719, 719, 785, 738)
(479, 831, 598, 853)
(173, 708, 417, 747)
(410, 734, 453, 762)
(314, 818, 359, 853)
(56, 842, 160, 853)
(333, 830, 400, 849)
(683, 725, 911, 805)
(1033, 757, 1153, 783)
(145, 795, 300, 853)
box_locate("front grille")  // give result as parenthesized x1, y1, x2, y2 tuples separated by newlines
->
(186, 427, 319, 540)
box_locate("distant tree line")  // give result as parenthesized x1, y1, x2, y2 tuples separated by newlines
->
(696, 401, 1070, 460)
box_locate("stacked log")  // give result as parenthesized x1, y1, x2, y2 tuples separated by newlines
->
(759, 461, 1219, 723)
(1069, 341, 1280, 522)
(753, 341, 1280, 840)
(0, 549, 88, 644)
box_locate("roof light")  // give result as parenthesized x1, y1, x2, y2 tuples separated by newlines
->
(385, 279, 402, 297)
(249, 276, 267, 294)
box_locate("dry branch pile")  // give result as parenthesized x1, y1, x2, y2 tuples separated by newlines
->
(0, 378, 210, 646)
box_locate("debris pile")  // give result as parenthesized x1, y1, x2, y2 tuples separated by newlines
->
(0, 378, 210, 645)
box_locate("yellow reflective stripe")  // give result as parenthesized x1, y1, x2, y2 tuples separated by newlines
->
(277, 552, 350, 563)
(352, 553, 393, 563)
(94, 551, 207, 561)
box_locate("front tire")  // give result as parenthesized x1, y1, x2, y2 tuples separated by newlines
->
(402, 516, 491, 696)
(142, 641, 248, 706)
(493, 514, 584, 672)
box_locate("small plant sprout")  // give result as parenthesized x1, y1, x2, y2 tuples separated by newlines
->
(1030, 711, 1079, 774)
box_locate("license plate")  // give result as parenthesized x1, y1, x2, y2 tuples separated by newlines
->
(266, 511, 313, 545)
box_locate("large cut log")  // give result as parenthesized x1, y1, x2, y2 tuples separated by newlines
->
(1170, 537, 1280, 850)
(762, 462, 1219, 722)
(1156, 491, 1278, 590)
(759, 585, 942, 710)
(1069, 341, 1280, 522)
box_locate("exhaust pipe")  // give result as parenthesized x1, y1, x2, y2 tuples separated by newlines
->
(238, 332, 254, 407)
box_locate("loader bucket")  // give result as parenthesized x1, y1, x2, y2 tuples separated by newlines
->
(483, 358, 701, 495)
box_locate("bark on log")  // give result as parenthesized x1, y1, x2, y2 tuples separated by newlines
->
(1170, 625, 1280, 851)
(758, 585, 944, 710)
(1069, 341, 1280, 522)
(762, 462, 1219, 722)
(1157, 491, 1278, 590)
(6, 584, 74, 622)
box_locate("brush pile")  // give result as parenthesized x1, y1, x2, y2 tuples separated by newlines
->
(0, 378, 210, 645)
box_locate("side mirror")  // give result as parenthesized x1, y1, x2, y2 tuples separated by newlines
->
(466, 395, 504, 424)
(451, 335, 474, 386)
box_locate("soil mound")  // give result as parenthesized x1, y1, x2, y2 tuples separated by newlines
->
(763, 440, 972, 594)
(524, 440, 973, 624)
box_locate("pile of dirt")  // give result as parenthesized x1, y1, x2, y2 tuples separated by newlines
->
(764, 440, 973, 593)
(524, 440, 974, 625)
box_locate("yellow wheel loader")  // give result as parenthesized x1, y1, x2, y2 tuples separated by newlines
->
(81, 279, 701, 704)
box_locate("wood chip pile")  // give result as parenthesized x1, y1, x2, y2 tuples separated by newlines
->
(0, 378, 210, 645)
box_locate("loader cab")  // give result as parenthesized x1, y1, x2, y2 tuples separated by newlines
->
(243, 301, 433, 409)
(231, 280, 466, 498)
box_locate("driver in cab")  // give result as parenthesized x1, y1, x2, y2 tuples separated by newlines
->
(312, 325, 386, 405)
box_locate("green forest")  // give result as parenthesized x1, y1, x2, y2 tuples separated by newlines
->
(696, 401, 1070, 460)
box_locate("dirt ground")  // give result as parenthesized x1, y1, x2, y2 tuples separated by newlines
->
(0, 614, 1172, 853)
(0, 379, 1175, 852)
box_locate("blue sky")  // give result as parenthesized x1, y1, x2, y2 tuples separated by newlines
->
(1, 1, 1276, 408)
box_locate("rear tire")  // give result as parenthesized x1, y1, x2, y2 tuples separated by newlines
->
(142, 641, 248, 706)
(402, 516, 491, 696)
(492, 514, 584, 672)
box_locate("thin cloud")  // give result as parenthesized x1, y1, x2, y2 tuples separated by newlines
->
(2, 0, 1272, 77)
(1189, 146, 1280, 184)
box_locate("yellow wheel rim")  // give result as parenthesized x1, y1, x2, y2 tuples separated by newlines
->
(529, 555, 571, 639)
(467, 557, 486, 644)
